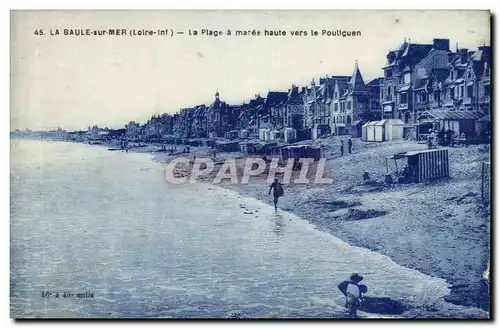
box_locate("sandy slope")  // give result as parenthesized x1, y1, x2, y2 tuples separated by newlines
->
(148, 137, 490, 314)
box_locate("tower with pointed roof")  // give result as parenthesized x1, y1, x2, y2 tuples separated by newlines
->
(349, 60, 366, 89)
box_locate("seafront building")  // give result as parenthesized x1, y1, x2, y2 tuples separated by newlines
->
(380, 38, 491, 139)
(39, 37, 489, 145)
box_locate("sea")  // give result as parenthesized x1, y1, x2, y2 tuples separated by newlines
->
(10, 139, 464, 318)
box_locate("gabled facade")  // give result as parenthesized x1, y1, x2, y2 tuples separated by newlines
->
(261, 91, 288, 130)
(283, 85, 304, 131)
(381, 38, 437, 121)
(330, 62, 381, 136)
(206, 92, 228, 137)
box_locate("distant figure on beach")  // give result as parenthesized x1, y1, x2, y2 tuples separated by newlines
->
(268, 178, 284, 211)
(338, 273, 366, 317)
(340, 140, 344, 156)
(348, 138, 352, 154)
(445, 129, 453, 146)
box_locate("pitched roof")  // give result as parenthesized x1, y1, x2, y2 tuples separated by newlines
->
(470, 46, 491, 78)
(264, 91, 288, 107)
(287, 86, 302, 104)
(336, 81, 350, 96)
(366, 77, 383, 87)
(477, 114, 490, 122)
(419, 110, 485, 120)
(413, 49, 451, 88)
(402, 43, 433, 60)
(350, 62, 365, 89)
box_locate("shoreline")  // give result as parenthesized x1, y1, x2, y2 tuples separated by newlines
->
(14, 137, 491, 316)
(144, 137, 490, 314)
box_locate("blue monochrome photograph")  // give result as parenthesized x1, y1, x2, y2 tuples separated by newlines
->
(10, 10, 491, 319)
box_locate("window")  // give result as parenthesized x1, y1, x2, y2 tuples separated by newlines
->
(467, 86, 473, 98)
(334, 92, 338, 99)
(449, 70, 454, 80)
(450, 87, 455, 99)
(434, 90, 440, 102)
(460, 86, 464, 98)
(467, 70, 472, 79)
(347, 101, 352, 110)
(381, 88, 384, 99)
(418, 92, 427, 103)
(400, 92, 408, 105)
(334, 103, 338, 111)
(404, 73, 411, 84)
(388, 86, 391, 95)
(385, 69, 392, 78)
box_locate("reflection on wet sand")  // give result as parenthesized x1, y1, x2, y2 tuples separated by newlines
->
(271, 212, 286, 238)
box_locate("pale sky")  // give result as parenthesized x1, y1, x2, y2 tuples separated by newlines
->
(11, 10, 490, 131)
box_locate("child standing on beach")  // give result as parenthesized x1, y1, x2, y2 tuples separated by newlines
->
(338, 273, 366, 317)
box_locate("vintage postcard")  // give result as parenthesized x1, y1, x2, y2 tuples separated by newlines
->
(10, 10, 491, 319)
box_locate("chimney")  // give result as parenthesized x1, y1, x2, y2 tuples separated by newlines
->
(433, 38, 450, 51)
(459, 48, 468, 63)
(447, 51, 455, 63)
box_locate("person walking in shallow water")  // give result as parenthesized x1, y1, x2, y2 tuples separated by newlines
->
(268, 178, 284, 211)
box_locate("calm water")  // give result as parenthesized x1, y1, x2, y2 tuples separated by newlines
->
(10, 139, 456, 318)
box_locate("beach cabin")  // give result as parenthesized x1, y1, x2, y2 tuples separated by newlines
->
(388, 149, 449, 183)
(263, 142, 278, 156)
(215, 140, 240, 152)
(373, 119, 404, 142)
(404, 149, 449, 182)
(362, 121, 377, 142)
(281, 145, 321, 161)
(361, 122, 369, 141)
(239, 141, 258, 154)
(268, 145, 284, 157)
(384, 119, 404, 141)
(373, 121, 385, 142)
